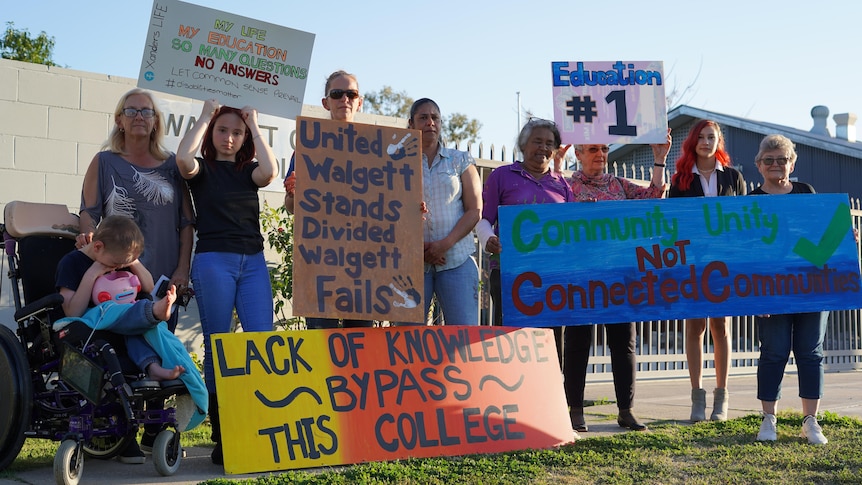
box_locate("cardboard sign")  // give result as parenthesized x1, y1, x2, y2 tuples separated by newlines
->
(138, 0, 315, 119)
(213, 327, 572, 474)
(292, 117, 425, 323)
(499, 194, 862, 326)
(551, 61, 667, 145)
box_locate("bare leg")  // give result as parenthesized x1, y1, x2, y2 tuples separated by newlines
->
(801, 398, 820, 417)
(761, 400, 777, 414)
(152, 285, 177, 322)
(709, 316, 731, 389)
(685, 318, 707, 389)
(147, 362, 186, 381)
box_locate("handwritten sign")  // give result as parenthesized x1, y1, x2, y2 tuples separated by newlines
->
(138, 0, 315, 119)
(551, 60, 667, 145)
(292, 117, 425, 323)
(213, 327, 572, 474)
(499, 194, 862, 326)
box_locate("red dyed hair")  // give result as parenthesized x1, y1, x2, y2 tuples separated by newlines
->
(200, 106, 256, 170)
(670, 119, 732, 192)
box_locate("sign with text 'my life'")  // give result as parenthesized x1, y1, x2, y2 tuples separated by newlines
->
(213, 327, 572, 474)
(292, 117, 425, 323)
(138, 0, 314, 119)
(551, 61, 667, 145)
(499, 194, 862, 327)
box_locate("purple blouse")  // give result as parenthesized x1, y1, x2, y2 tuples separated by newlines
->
(482, 162, 575, 231)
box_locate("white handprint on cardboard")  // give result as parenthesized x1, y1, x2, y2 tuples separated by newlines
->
(386, 133, 419, 161)
(389, 275, 421, 309)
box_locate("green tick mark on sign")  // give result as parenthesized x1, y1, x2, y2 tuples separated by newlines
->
(793, 203, 851, 267)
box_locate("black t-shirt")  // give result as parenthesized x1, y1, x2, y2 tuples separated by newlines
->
(749, 181, 815, 195)
(187, 159, 263, 254)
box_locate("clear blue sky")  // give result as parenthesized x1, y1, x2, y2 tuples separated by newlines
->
(4, 0, 858, 152)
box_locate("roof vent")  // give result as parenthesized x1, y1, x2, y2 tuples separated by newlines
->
(833, 113, 857, 143)
(810, 105, 830, 136)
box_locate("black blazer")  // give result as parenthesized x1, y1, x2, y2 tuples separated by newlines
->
(668, 166, 747, 198)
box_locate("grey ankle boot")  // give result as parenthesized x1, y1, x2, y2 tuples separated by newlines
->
(690, 388, 707, 422)
(711, 388, 729, 421)
(569, 407, 588, 432)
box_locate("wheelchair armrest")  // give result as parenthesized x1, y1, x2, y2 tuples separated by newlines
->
(14, 293, 64, 321)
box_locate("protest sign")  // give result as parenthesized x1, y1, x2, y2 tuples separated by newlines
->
(138, 0, 314, 119)
(213, 326, 572, 474)
(499, 194, 862, 326)
(292, 117, 425, 323)
(551, 61, 667, 145)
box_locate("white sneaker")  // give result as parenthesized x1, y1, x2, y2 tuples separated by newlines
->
(756, 413, 777, 441)
(801, 415, 828, 445)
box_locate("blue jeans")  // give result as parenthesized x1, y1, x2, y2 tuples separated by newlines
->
(101, 299, 161, 373)
(192, 251, 274, 392)
(756, 311, 828, 401)
(426, 257, 479, 325)
(395, 257, 479, 326)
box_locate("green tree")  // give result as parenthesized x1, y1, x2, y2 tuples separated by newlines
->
(364, 86, 484, 148)
(443, 112, 482, 148)
(362, 86, 413, 118)
(0, 22, 58, 66)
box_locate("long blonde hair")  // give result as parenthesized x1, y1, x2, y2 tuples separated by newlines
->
(102, 88, 171, 160)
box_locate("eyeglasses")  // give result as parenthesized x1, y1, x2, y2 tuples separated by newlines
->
(328, 89, 360, 100)
(759, 157, 790, 166)
(122, 108, 156, 119)
(585, 146, 610, 154)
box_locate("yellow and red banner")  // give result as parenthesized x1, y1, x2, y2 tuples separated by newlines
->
(213, 326, 572, 474)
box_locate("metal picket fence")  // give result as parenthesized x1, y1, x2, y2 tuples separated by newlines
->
(433, 146, 862, 381)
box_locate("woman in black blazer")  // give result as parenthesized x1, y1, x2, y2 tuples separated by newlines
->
(668, 120, 746, 423)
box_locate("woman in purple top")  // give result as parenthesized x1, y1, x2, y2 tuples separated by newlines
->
(477, 119, 573, 422)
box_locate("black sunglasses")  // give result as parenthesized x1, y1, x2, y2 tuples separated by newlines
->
(328, 89, 360, 100)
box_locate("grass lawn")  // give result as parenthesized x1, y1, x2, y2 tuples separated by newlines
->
(4, 411, 860, 484)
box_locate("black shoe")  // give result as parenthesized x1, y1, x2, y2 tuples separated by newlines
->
(118, 440, 146, 464)
(569, 409, 589, 433)
(140, 430, 157, 453)
(617, 410, 648, 432)
(211, 442, 223, 465)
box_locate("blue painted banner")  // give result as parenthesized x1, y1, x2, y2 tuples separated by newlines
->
(499, 194, 862, 327)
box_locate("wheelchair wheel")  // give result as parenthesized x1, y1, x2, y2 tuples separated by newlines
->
(53, 439, 83, 485)
(153, 429, 181, 476)
(0, 325, 32, 471)
(81, 400, 132, 459)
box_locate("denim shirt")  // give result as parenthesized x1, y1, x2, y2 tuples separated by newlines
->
(423, 144, 477, 271)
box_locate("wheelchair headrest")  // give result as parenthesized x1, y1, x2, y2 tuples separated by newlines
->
(4, 201, 79, 239)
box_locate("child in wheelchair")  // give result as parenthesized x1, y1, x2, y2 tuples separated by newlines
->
(53, 215, 206, 464)
(55, 215, 185, 383)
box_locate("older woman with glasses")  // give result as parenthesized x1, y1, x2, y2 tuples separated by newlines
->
(749, 134, 829, 445)
(553, 132, 671, 433)
(478, 119, 575, 328)
(76, 87, 195, 463)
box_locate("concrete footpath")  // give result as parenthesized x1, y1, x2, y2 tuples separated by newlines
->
(2, 370, 860, 485)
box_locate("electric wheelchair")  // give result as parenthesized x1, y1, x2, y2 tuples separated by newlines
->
(0, 201, 195, 485)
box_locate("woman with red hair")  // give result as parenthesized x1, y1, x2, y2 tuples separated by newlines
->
(669, 120, 746, 423)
